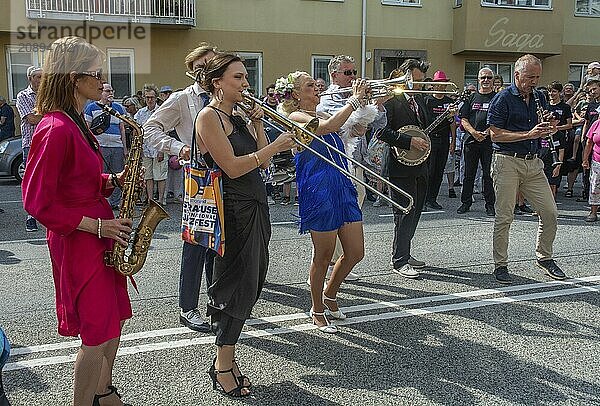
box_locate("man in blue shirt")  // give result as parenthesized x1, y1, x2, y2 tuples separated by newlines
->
(487, 54, 565, 284)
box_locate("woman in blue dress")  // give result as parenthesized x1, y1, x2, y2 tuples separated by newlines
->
(278, 72, 368, 333)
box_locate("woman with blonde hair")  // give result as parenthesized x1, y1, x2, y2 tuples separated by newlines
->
(22, 36, 134, 406)
(277, 71, 368, 333)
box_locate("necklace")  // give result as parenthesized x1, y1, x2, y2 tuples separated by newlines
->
(298, 108, 317, 116)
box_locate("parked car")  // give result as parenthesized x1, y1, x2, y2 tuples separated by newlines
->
(0, 136, 24, 182)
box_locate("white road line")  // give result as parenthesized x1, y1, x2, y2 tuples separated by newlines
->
(0, 200, 23, 204)
(9, 275, 600, 357)
(5, 283, 599, 372)
(271, 221, 296, 225)
(0, 238, 47, 245)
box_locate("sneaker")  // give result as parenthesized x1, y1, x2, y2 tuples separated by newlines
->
(585, 212, 598, 222)
(25, 217, 38, 232)
(536, 259, 566, 280)
(514, 205, 522, 215)
(392, 263, 419, 279)
(167, 191, 175, 199)
(373, 197, 382, 207)
(448, 188, 457, 198)
(280, 197, 291, 205)
(180, 309, 211, 333)
(565, 190, 573, 198)
(408, 257, 426, 269)
(457, 203, 471, 214)
(518, 204, 534, 214)
(267, 196, 276, 205)
(493, 266, 512, 284)
(293, 200, 299, 206)
(160, 198, 167, 206)
(485, 204, 496, 217)
(453, 180, 462, 187)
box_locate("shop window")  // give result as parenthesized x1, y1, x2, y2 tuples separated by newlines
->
(575, 0, 600, 16)
(238, 52, 263, 96)
(5, 45, 46, 101)
(464, 61, 513, 87)
(107, 49, 135, 100)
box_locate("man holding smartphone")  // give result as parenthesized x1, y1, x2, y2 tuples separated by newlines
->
(487, 54, 565, 284)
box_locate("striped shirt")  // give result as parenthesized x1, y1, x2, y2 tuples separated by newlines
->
(15, 86, 37, 149)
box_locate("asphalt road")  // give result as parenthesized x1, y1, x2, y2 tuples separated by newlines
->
(1, 175, 599, 406)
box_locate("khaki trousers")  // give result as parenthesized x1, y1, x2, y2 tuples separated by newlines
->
(491, 154, 558, 267)
(332, 166, 366, 262)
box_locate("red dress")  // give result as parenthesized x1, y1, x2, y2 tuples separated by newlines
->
(22, 111, 132, 346)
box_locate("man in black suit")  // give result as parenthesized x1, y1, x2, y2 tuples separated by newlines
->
(378, 59, 431, 278)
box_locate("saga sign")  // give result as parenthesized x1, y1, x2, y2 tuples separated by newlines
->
(484, 17, 544, 52)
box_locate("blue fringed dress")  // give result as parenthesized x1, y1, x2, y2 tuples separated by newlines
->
(295, 132, 362, 233)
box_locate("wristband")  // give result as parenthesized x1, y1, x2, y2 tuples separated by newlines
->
(97, 218, 102, 239)
(251, 152, 261, 167)
(346, 96, 361, 111)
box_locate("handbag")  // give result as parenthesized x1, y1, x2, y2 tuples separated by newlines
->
(181, 127, 225, 256)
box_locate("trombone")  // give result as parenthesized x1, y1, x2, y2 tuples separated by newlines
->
(319, 72, 459, 100)
(239, 91, 414, 214)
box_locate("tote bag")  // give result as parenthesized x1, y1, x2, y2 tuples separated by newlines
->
(181, 130, 225, 256)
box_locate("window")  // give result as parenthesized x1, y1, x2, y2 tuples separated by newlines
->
(312, 55, 333, 87)
(481, 0, 551, 8)
(464, 61, 513, 87)
(568, 63, 587, 89)
(455, 0, 463, 6)
(575, 0, 600, 16)
(381, 0, 421, 5)
(5, 46, 46, 101)
(238, 52, 263, 96)
(107, 49, 135, 100)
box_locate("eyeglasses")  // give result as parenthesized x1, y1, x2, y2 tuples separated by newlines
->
(79, 69, 103, 80)
(337, 69, 358, 76)
(145, 96, 156, 99)
(479, 76, 493, 80)
(267, 92, 275, 97)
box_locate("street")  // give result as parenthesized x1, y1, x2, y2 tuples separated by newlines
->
(1, 176, 599, 406)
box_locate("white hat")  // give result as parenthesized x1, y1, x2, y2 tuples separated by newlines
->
(588, 61, 600, 70)
(27, 66, 42, 77)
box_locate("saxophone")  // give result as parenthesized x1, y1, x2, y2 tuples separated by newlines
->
(98, 103, 169, 276)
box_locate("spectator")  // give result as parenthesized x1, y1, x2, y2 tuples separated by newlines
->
(544, 81, 572, 198)
(159, 85, 173, 103)
(0, 96, 15, 141)
(582, 117, 600, 222)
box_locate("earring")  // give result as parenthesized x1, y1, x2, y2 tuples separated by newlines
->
(215, 88, 224, 102)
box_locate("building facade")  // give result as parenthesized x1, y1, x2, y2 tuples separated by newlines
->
(1, 0, 599, 111)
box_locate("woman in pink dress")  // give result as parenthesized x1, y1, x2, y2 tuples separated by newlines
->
(22, 36, 134, 406)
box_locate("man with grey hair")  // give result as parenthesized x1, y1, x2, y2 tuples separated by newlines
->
(16, 66, 43, 232)
(487, 54, 564, 284)
(457, 67, 496, 216)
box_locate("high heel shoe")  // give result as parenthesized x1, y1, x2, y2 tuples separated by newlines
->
(208, 361, 250, 397)
(92, 385, 132, 406)
(323, 294, 346, 320)
(309, 309, 337, 334)
(232, 358, 252, 389)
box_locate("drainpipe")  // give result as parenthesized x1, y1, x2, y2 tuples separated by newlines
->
(361, 0, 367, 77)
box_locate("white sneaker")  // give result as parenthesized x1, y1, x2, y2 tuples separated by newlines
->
(267, 196, 276, 205)
(392, 263, 419, 279)
(373, 197, 382, 207)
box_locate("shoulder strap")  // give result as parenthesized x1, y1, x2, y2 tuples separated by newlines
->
(206, 106, 227, 132)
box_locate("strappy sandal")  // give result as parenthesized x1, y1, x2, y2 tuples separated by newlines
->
(232, 358, 252, 389)
(323, 294, 346, 320)
(208, 362, 251, 397)
(93, 385, 132, 406)
(309, 309, 337, 334)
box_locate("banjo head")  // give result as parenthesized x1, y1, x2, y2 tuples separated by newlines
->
(392, 125, 431, 166)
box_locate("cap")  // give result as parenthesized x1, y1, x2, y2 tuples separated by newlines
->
(27, 66, 42, 77)
(588, 62, 600, 70)
(160, 85, 173, 93)
(433, 70, 449, 82)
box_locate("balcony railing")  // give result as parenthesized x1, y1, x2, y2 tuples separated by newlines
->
(26, 0, 196, 26)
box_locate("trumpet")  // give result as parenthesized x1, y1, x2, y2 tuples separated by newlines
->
(238, 91, 414, 214)
(319, 71, 459, 100)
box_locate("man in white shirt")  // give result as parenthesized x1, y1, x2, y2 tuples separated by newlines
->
(144, 43, 217, 332)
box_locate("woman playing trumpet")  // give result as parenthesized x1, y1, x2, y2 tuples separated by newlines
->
(194, 53, 295, 397)
(277, 71, 368, 333)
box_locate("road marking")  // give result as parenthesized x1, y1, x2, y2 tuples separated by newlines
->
(6, 276, 600, 371)
(0, 238, 47, 245)
(378, 210, 444, 217)
(271, 221, 296, 225)
(5, 283, 599, 372)
(0, 200, 23, 204)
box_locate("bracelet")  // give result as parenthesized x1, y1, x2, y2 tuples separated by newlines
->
(250, 152, 261, 167)
(346, 96, 361, 111)
(97, 218, 102, 239)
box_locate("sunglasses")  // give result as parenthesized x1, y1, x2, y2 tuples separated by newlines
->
(338, 69, 357, 76)
(80, 69, 103, 80)
(479, 76, 493, 80)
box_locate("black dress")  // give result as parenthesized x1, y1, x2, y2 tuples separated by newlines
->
(203, 108, 271, 345)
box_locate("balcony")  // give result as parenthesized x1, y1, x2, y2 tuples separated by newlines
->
(25, 0, 196, 26)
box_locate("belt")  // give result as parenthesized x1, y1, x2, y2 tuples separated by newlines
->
(494, 151, 537, 160)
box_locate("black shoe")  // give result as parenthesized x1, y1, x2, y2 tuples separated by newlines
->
(493, 266, 512, 284)
(448, 188, 457, 198)
(453, 180, 462, 187)
(536, 259, 566, 280)
(576, 195, 589, 203)
(25, 217, 38, 232)
(93, 385, 132, 406)
(457, 203, 471, 214)
(518, 204, 534, 214)
(514, 205, 522, 215)
(565, 190, 573, 198)
(167, 191, 175, 198)
(208, 362, 250, 397)
(485, 204, 496, 217)
(180, 309, 211, 333)
(427, 201, 443, 210)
